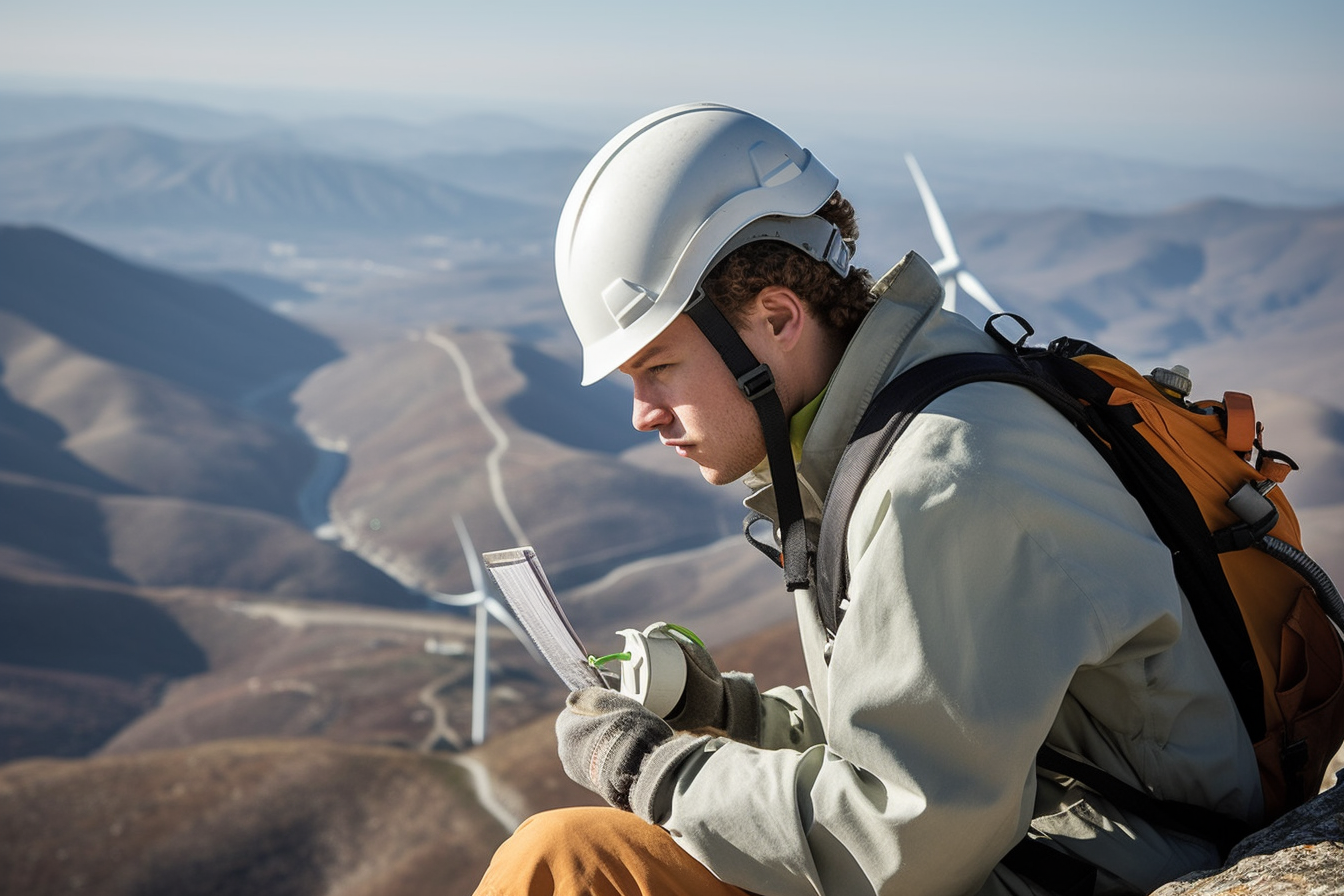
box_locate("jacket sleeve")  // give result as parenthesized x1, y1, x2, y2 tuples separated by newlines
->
(756, 685, 827, 751)
(638, 383, 1190, 896)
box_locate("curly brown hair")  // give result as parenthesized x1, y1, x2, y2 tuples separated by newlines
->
(699, 192, 874, 337)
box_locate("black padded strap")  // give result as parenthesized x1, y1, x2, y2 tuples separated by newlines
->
(816, 352, 1051, 634)
(1037, 746, 1250, 858)
(743, 510, 784, 568)
(1031, 350, 1264, 741)
(686, 297, 810, 590)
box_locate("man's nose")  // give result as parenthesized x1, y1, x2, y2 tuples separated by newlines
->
(631, 390, 672, 432)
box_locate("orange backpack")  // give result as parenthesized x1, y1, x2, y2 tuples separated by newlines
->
(814, 314, 1344, 825)
(1062, 346, 1344, 820)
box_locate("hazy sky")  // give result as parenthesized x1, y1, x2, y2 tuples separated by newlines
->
(2, 0, 1341, 183)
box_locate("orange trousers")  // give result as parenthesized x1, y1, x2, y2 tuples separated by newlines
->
(473, 807, 757, 896)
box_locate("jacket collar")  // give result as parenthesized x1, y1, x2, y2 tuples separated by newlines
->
(744, 250, 995, 525)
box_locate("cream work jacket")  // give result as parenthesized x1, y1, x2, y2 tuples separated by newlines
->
(644, 253, 1262, 896)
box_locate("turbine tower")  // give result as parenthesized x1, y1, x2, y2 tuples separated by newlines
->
(904, 153, 1005, 318)
(426, 515, 535, 745)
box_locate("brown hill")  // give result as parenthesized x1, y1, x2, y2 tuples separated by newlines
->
(0, 662, 164, 762)
(954, 201, 1344, 384)
(101, 494, 413, 601)
(0, 308, 315, 516)
(0, 569, 207, 762)
(0, 473, 405, 601)
(0, 224, 340, 401)
(714, 615, 809, 693)
(0, 474, 127, 581)
(100, 586, 561, 757)
(0, 370, 129, 493)
(0, 226, 412, 604)
(292, 326, 750, 595)
(0, 226, 427, 776)
(0, 738, 509, 896)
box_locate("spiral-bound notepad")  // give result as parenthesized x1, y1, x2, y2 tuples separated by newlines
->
(482, 546, 607, 692)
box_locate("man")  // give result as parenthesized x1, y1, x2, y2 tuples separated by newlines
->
(474, 103, 1261, 896)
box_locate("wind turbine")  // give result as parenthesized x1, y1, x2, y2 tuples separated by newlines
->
(426, 515, 537, 745)
(904, 153, 1005, 318)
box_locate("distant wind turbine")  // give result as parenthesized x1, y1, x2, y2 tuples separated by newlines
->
(904, 153, 1005, 318)
(426, 515, 537, 745)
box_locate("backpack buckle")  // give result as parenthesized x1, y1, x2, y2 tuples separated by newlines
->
(1214, 481, 1281, 551)
(984, 313, 1035, 352)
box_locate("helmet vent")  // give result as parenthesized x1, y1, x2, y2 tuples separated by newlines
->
(602, 278, 658, 328)
(749, 141, 802, 188)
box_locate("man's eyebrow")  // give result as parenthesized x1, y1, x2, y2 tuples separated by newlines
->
(626, 344, 670, 371)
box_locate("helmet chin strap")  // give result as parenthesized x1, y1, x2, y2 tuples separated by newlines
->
(684, 293, 811, 591)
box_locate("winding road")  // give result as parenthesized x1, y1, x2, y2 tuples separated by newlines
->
(413, 673, 520, 832)
(417, 673, 465, 752)
(235, 337, 534, 833)
(453, 754, 522, 833)
(421, 329, 530, 547)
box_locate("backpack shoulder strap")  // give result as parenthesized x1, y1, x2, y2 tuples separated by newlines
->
(815, 351, 1075, 635)
(1035, 745, 1250, 857)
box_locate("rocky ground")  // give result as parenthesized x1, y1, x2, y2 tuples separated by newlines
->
(1153, 773, 1344, 896)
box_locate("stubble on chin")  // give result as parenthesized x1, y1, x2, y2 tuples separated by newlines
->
(696, 452, 767, 487)
(698, 465, 732, 486)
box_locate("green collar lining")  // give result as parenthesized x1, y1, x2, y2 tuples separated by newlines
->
(789, 388, 827, 461)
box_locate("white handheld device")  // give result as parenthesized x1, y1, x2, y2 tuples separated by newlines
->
(613, 623, 688, 718)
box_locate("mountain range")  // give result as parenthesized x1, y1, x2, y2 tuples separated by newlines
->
(0, 90, 596, 156)
(0, 126, 543, 239)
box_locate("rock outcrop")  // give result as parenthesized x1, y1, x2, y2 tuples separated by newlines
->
(1152, 776, 1344, 895)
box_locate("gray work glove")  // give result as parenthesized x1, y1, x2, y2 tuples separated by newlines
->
(659, 626, 762, 745)
(556, 688, 676, 812)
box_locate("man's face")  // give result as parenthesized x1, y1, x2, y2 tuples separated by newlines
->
(618, 314, 766, 486)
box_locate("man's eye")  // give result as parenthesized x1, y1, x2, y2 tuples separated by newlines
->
(647, 364, 670, 375)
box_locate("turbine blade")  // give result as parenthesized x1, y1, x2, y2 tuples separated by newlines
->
(942, 275, 958, 313)
(472, 602, 488, 745)
(484, 597, 545, 665)
(427, 590, 483, 607)
(956, 270, 1005, 316)
(453, 514, 488, 593)
(905, 153, 959, 263)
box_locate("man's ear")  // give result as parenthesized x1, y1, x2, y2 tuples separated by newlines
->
(754, 286, 807, 348)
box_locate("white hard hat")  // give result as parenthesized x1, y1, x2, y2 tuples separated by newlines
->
(556, 103, 847, 385)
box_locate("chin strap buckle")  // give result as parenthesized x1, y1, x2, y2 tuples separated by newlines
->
(736, 364, 776, 402)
